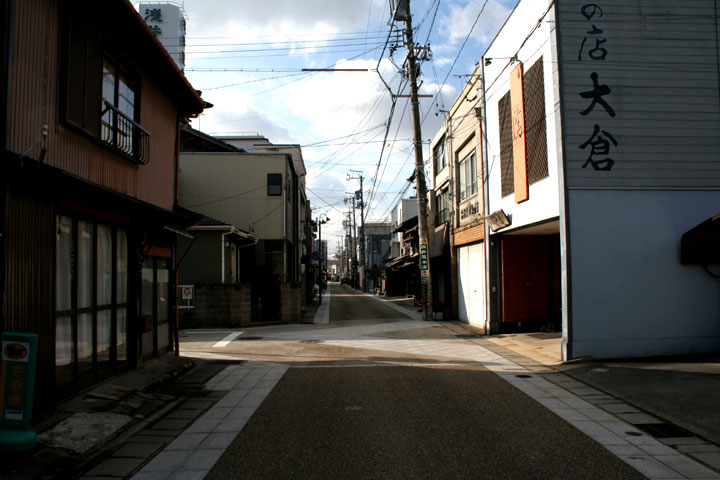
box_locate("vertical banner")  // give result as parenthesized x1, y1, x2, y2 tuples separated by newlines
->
(510, 62, 528, 203)
(419, 243, 429, 270)
(0, 332, 38, 452)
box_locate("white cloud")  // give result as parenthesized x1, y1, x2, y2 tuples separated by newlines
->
(438, 0, 514, 47)
(135, 0, 518, 251)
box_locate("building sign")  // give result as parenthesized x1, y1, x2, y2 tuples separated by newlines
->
(178, 285, 194, 310)
(419, 243, 429, 270)
(139, 3, 186, 71)
(510, 62, 528, 203)
(459, 201, 481, 225)
(0, 332, 38, 452)
(555, 0, 720, 189)
(143, 7, 163, 35)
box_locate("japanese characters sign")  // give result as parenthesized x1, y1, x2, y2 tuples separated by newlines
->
(0, 333, 37, 429)
(558, 0, 719, 189)
(144, 7, 163, 36)
(575, 3, 617, 172)
(419, 243, 429, 271)
(510, 62, 529, 202)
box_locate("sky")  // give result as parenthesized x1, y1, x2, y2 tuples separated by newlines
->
(135, 0, 519, 255)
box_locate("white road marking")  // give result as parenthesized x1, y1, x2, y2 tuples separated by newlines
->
(213, 331, 244, 348)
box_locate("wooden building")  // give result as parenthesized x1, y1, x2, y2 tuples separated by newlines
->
(0, 0, 205, 411)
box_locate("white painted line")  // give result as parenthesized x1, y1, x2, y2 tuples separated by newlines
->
(183, 330, 241, 334)
(213, 331, 244, 348)
(313, 292, 330, 324)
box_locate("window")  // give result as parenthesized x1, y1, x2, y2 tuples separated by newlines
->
(268, 173, 282, 195)
(101, 58, 138, 157)
(435, 188, 450, 226)
(55, 215, 129, 387)
(458, 152, 477, 202)
(62, 2, 149, 163)
(433, 138, 446, 176)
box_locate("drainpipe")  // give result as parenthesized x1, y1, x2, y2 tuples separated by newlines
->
(480, 57, 494, 335)
(221, 230, 230, 284)
(282, 161, 288, 281)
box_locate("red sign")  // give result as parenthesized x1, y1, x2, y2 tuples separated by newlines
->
(510, 62, 528, 203)
(3, 343, 27, 361)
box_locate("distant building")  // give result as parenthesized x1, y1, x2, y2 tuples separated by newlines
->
(139, 2, 187, 71)
(364, 223, 391, 292)
(390, 199, 418, 257)
(178, 127, 309, 324)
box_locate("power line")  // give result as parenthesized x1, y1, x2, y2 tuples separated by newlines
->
(420, 0, 489, 126)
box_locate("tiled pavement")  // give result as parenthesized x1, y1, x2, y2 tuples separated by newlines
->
(79, 362, 287, 480)
(82, 291, 720, 479)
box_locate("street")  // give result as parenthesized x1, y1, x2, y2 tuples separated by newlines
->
(163, 283, 653, 479)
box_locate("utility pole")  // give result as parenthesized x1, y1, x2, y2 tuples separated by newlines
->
(348, 170, 366, 290)
(391, 0, 433, 319)
(344, 196, 359, 288)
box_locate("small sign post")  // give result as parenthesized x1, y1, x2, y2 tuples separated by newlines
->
(0, 332, 38, 452)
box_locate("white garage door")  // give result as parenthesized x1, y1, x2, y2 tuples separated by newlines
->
(457, 242, 485, 327)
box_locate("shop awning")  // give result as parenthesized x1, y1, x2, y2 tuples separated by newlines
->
(430, 223, 448, 258)
(164, 225, 194, 239)
(681, 213, 720, 264)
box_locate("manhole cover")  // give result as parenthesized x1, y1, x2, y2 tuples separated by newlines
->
(589, 367, 610, 373)
(236, 336, 263, 341)
(625, 431, 643, 437)
(344, 406, 363, 411)
(455, 334, 482, 338)
(300, 339, 324, 344)
(635, 423, 694, 438)
(515, 374, 532, 378)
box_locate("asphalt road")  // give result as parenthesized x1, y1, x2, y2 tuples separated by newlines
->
(206, 366, 644, 479)
(203, 286, 644, 479)
(328, 284, 414, 322)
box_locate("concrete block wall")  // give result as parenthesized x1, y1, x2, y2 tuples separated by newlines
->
(180, 284, 251, 329)
(280, 282, 301, 324)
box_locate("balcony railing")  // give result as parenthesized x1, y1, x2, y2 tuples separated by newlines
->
(101, 101, 150, 165)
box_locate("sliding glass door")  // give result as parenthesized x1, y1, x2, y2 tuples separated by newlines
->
(55, 215, 129, 388)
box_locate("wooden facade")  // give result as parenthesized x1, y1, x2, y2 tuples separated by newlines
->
(1, 0, 204, 411)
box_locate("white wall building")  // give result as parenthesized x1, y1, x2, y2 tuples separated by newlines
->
(477, 0, 720, 360)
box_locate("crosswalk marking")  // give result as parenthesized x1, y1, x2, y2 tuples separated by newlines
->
(213, 331, 244, 348)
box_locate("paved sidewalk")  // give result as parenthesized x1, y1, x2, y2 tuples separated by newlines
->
(128, 362, 288, 479)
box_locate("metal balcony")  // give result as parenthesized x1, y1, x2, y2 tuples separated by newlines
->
(101, 101, 150, 165)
